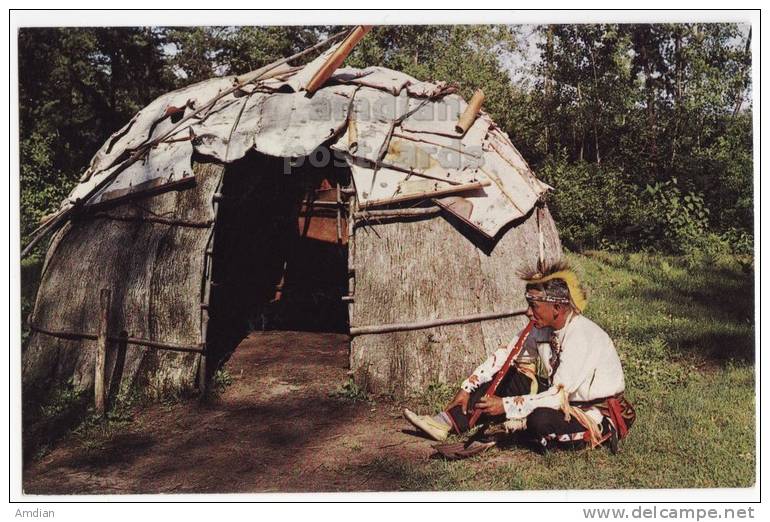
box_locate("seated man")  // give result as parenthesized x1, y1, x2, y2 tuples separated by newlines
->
(404, 261, 635, 452)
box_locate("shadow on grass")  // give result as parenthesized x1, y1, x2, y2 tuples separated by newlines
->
(581, 251, 755, 366)
(22, 388, 91, 466)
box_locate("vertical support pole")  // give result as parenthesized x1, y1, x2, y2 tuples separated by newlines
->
(199, 168, 225, 400)
(336, 183, 343, 244)
(95, 288, 111, 417)
(107, 330, 128, 409)
(536, 200, 545, 273)
(345, 189, 357, 303)
(197, 353, 208, 397)
(347, 193, 356, 298)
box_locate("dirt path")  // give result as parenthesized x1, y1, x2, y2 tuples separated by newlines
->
(23, 331, 436, 494)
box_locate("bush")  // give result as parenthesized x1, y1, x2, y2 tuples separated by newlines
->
(719, 227, 754, 257)
(679, 231, 754, 271)
(329, 378, 370, 402)
(210, 368, 234, 397)
(20, 132, 77, 244)
(538, 158, 641, 250)
(638, 178, 710, 253)
(635, 178, 754, 263)
(536, 158, 754, 258)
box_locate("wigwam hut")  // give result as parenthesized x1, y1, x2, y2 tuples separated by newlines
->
(22, 27, 562, 404)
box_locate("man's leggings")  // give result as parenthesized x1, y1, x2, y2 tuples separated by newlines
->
(445, 369, 624, 450)
(446, 368, 543, 434)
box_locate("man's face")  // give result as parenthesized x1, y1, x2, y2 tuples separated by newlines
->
(525, 289, 560, 329)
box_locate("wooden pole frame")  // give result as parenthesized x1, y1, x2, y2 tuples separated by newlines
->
(94, 289, 111, 416)
(352, 206, 441, 221)
(29, 324, 205, 354)
(357, 180, 490, 210)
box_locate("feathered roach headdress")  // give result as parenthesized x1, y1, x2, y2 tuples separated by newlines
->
(520, 259, 588, 313)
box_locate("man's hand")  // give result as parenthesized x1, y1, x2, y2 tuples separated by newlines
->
(476, 395, 505, 416)
(446, 389, 471, 414)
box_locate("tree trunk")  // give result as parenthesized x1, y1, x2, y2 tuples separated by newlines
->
(544, 25, 555, 155)
(576, 82, 585, 162)
(670, 28, 683, 170)
(639, 31, 658, 170)
(587, 41, 601, 164)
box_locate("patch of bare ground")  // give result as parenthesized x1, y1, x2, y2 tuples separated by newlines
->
(23, 331, 435, 494)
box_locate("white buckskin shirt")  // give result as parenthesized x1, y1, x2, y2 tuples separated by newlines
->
(461, 314, 625, 423)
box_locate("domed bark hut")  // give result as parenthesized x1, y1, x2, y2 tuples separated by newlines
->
(22, 29, 562, 405)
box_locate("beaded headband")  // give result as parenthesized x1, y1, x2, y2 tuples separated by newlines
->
(525, 269, 587, 312)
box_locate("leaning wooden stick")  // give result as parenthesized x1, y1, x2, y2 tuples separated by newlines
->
(305, 25, 372, 93)
(455, 89, 485, 135)
(467, 320, 534, 429)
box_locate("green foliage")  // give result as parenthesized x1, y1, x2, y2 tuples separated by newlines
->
(412, 381, 456, 413)
(531, 25, 637, 166)
(524, 23, 753, 248)
(70, 389, 143, 452)
(25, 378, 146, 460)
(539, 158, 641, 250)
(680, 231, 754, 272)
(210, 368, 234, 397)
(717, 227, 754, 258)
(21, 255, 43, 344)
(330, 378, 370, 402)
(639, 178, 709, 253)
(19, 132, 76, 243)
(164, 26, 325, 82)
(18, 27, 176, 245)
(345, 25, 520, 133)
(38, 380, 87, 420)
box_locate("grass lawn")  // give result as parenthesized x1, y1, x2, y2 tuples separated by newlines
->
(388, 250, 756, 490)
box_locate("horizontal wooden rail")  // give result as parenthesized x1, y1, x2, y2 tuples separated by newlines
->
(353, 206, 441, 221)
(358, 180, 490, 210)
(303, 200, 347, 208)
(29, 324, 97, 341)
(88, 213, 214, 228)
(29, 324, 204, 354)
(121, 336, 205, 354)
(349, 308, 528, 336)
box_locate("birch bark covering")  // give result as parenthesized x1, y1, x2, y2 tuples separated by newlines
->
(23, 161, 223, 399)
(25, 50, 564, 406)
(349, 206, 561, 396)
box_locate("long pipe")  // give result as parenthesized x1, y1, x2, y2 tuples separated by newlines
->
(349, 308, 528, 336)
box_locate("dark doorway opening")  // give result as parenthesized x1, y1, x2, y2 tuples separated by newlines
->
(206, 151, 351, 368)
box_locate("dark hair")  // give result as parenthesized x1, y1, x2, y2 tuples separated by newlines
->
(521, 259, 572, 304)
(525, 278, 571, 301)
